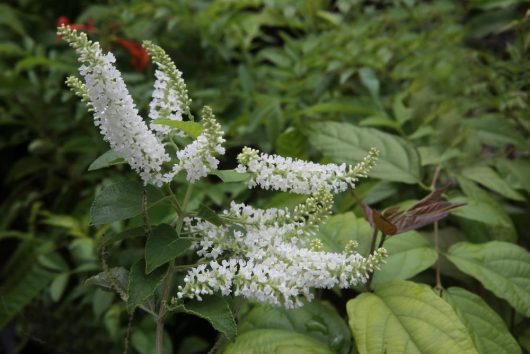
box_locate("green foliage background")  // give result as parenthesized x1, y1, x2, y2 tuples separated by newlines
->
(1, 0, 529, 353)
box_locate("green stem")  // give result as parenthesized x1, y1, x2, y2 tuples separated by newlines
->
(365, 228, 379, 292)
(156, 184, 194, 354)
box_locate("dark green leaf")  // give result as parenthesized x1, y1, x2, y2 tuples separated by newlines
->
(127, 260, 166, 312)
(145, 224, 191, 273)
(90, 180, 165, 225)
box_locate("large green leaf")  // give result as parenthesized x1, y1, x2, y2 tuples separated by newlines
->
(175, 296, 237, 341)
(90, 180, 165, 225)
(461, 165, 524, 201)
(127, 260, 166, 312)
(308, 122, 421, 184)
(88, 149, 124, 171)
(347, 281, 478, 354)
(372, 232, 437, 287)
(223, 329, 335, 354)
(238, 301, 351, 354)
(145, 224, 191, 273)
(446, 241, 530, 317)
(443, 287, 521, 354)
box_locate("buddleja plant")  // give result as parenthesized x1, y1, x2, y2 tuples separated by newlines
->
(58, 25, 385, 353)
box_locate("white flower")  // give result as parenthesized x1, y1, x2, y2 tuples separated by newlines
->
(59, 26, 170, 185)
(236, 147, 379, 195)
(148, 69, 185, 137)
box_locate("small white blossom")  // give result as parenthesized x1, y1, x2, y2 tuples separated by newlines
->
(148, 69, 185, 137)
(236, 147, 379, 195)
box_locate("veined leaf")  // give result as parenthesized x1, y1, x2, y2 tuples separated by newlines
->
(443, 287, 521, 354)
(153, 119, 203, 138)
(223, 329, 335, 354)
(308, 122, 421, 184)
(447, 241, 530, 317)
(347, 281, 477, 354)
(175, 296, 236, 341)
(461, 165, 525, 201)
(238, 301, 351, 354)
(316, 212, 372, 256)
(127, 260, 166, 312)
(145, 224, 191, 273)
(372, 232, 438, 287)
(90, 180, 165, 225)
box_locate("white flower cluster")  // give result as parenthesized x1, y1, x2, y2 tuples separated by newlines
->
(177, 191, 386, 308)
(174, 106, 226, 183)
(59, 26, 225, 186)
(236, 147, 379, 195)
(149, 69, 184, 137)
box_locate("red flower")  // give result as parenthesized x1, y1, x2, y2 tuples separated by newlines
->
(56, 16, 95, 32)
(114, 38, 150, 72)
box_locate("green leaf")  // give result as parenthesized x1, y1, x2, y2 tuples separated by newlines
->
(86, 267, 129, 299)
(238, 301, 351, 354)
(97, 226, 145, 251)
(131, 327, 173, 354)
(316, 212, 372, 256)
(127, 260, 166, 312)
(145, 224, 191, 273)
(90, 180, 165, 225)
(223, 329, 335, 354)
(176, 296, 237, 340)
(451, 177, 517, 242)
(359, 67, 380, 100)
(50, 273, 69, 302)
(213, 169, 251, 183)
(461, 165, 525, 201)
(443, 287, 521, 354)
(372, 231, 438, 287)
(446, 241, 530, 317)
(197, 205, 224, 226)
(88, 150, 125, 171)
(0, 263, 55, 328)
(276, 127, 307, 160)
(153, 119, 203, 138)
(308, 122, 421, 184)
(347, 281, 478, 354)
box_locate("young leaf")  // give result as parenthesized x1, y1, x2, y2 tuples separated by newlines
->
(145, 224, 191, 273)
(90, 180, 165, 225)
(347, 281, 478, 354)
(371, 232, 437, 287)
(175, 296, 236, 341)
(447, 241, 530, 317)
(127, 260, 166, 312)
(88, 149, 124, 171)
(362, 188, 463, 235)
(443, 287, 521, 354)
(153, 119, 203, 138)
(308, 122, 421, 184)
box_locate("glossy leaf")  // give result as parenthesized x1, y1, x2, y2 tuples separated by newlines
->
(443, 287, 521, 354)
(447, 241, 530, 316)
(347, 281, 478, 354)
(308, 122, 421, 184)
